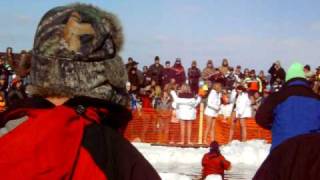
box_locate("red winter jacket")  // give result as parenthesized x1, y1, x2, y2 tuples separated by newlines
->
(0, 96, 160, 180)
(202, 153, 231, 179)
(140, 94, 155, 113)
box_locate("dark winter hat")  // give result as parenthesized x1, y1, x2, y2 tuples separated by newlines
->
(30, 3, 128, 105)
(165, 61, 170, 65)
(132, 61, 139, 66)
(209, 141, 220, 154)
(304, 64, 310, 71)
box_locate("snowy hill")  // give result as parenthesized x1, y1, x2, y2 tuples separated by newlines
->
(133, 140, 270, 180)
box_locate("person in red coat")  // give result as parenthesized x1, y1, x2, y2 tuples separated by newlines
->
(202, 141, 231, 179)
(139, 87, 156, 141)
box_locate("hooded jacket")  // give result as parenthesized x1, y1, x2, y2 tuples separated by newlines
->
(256, 78, 320, 150)
(202, 152, 231, 179)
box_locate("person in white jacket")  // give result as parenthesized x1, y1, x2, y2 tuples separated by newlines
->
(170, 84, 201, 144)
(229, 85, 252, 141)
(219, 88, 237, 121)
(203, 82, 222, 144)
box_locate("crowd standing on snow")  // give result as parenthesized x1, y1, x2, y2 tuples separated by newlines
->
(1, 47, 320, 144)
(125, 56, 320, 144)
(0, 3, 319, 180)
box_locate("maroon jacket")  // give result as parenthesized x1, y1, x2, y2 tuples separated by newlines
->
(173, 64, 186, 85)
(160, 67, 176, 88)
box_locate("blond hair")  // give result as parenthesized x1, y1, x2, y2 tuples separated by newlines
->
(180, 83, 191, 94)
(154, 85, 162, 97)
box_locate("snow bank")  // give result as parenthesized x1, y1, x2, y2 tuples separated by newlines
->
(160, 173, 191, 180)
(205, 174, 222, 180)
(221, 140, 271, 167)
(133, 140, 270, 179)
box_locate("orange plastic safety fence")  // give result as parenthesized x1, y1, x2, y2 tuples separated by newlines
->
(124, 108, 271, 145)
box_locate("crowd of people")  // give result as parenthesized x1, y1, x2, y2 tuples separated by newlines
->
(1, 47, 320, 146)
(0, 47, 31, 112)
(126, 56, 320, 144)
(0, 3, 319, 179)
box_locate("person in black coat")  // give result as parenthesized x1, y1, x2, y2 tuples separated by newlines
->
(7, 78, 27, 106)
(268, 61, 286, 86)
(188, 60, 201, 96)
(253, 133, 320, 180)
(148, 56, 164, 85)
(128, 66, 141, 94)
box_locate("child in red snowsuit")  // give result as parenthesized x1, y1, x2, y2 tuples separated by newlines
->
(202, 141, 231, 179)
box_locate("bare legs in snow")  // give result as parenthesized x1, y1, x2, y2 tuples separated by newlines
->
(229, 112, 247, 142)
(204, 115, 216, 144)
(179, 120, 193, 144)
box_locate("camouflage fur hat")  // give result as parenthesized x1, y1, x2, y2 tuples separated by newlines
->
(30, 3, 128, 105)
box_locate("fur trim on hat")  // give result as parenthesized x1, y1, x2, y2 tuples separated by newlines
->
(35, 3, 123, 54)
(30, 55, 129, 106)
(30, 3, 128, 106)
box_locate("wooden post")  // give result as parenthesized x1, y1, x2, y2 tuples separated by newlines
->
(198, 102, 204, 144)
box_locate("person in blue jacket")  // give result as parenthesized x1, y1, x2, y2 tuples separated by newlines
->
(256, 62, 320, 150)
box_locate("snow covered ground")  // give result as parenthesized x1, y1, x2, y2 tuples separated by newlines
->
(133, 140, 271, 180)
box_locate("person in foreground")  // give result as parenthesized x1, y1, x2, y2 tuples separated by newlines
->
(201, 141, 231, 180)
(256, 62, 320, 150)
(254, 63, 320, 180)
(0, 4, 160, 180)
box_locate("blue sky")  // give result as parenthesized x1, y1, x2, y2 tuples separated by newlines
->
(0, 0, 320, 71)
